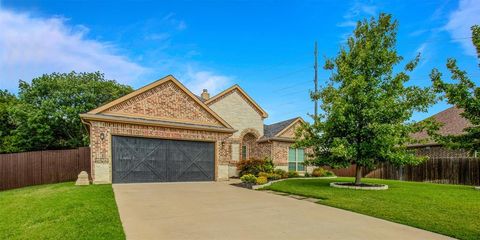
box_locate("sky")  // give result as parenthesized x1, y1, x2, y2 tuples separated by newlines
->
(1, 0, 479, 124)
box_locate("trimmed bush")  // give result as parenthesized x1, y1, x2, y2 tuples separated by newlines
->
(259, 172, 281, 181)
(240, 174, 257, 184)
(288, 171, 299, 178)
(256, 176, 268, 185)
(237, 157, 275, 176)
(312, 167, 327, 177)
(304, 172, 311, 177)
(311, 167, 336, 177)
(274, 169, 288, 179)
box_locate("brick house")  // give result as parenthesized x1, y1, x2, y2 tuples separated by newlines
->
(409, 106, 473, 158)
(80, 75, 306, 184)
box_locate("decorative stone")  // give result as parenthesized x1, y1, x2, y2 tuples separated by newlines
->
(75, 171, 90, 186)
(475, 186, 480, 190)
(330, 182, 388, 190)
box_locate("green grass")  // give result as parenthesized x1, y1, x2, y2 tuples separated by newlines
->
(265, 177, 480, 240)
(0, 182, 125, 240)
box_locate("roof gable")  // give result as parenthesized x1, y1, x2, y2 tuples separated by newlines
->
(205, 85, 268, 118)
(264, 117, 304, 138)
(87, 75, 232, 129)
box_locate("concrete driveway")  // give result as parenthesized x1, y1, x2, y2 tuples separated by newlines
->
(113, 182, 453, 240)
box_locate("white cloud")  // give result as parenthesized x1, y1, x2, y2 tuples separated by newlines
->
(0, 9, 148, 92)
(444, 0, 480, 56)
(338, 1, 377, 28)
(182, 66, 232, 95)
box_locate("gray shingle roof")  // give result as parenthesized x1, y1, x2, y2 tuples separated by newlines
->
(263, 117, 300, 138)
(410, 106, 472, 146)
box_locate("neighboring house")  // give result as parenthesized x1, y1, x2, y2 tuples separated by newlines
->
(409, 106, 473, 158)
(80, 75, 306, 184)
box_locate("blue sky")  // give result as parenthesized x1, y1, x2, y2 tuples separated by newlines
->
(1, 0, 479, 124)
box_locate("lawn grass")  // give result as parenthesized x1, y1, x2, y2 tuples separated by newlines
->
(265, 177, 480, 240)
(0, 182, 125, 240)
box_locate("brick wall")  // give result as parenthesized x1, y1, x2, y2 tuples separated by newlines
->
(89, 121, 232, 183)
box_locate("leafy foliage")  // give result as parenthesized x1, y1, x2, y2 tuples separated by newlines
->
(311, 167, 335, 177)
(0, 90, 18, 153)
(255, 176, 268, 185)
(273, 169, 289, 179)
(1, 72, 133, 153)
(287, 171, 299, 178)
(295, 14, 436, 184)
(240, 174, 257, 184)
(429, 25, 480, 154)
(258, 172, 281, 181)
(236, 157, 275, 176)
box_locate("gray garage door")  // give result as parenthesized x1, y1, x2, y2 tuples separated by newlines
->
(112, 136, 215, 183)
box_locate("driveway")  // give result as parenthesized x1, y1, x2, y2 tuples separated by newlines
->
(113, 182, 453, 240)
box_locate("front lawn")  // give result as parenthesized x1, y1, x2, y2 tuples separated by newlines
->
(265, 177, 480, 240)
(0, 182, 125, 240)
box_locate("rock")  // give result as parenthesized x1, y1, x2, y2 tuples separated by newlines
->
(75, 171, 90, 186)
(475, 186, 480, 190)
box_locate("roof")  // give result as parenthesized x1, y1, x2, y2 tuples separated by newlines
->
(410, 106, 472, 146)
(263, 117, 299, 138)
(83, 75, 233, 130)
(204, 85, 268, 118)
(259, 117, 305, 142)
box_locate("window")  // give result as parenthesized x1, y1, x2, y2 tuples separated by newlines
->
(241, 145, 247, 160)
(288, 148, 304, 171)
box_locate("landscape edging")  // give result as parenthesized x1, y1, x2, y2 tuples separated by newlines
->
(252, 176, 337, 190)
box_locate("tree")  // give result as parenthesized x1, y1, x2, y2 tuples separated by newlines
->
(3, 72, 133, 153)
(295, 14, 436, 185)
(429, 25, 480, 153)
(0, 90, 18, 153)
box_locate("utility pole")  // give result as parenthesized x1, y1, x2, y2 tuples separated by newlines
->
(314, 41, 318, 118)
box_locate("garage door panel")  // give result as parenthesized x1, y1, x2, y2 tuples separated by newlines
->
(112, 136, 214, 183)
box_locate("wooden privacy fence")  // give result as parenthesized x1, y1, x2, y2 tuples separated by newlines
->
(366, 158, 480, 186)
(0, 147, 91, 191)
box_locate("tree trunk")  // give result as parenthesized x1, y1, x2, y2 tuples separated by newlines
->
(355, 165, 363, 185)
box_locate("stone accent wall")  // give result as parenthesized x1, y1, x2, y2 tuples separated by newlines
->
(102, 81, 223, 127)
(410, 145, 472, 158)
(208, 91, 264, 138)
(89, 121, 232, 183)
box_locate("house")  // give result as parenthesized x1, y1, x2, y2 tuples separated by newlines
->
(80, 75, 306, 184)
(409, 106, 472, 158)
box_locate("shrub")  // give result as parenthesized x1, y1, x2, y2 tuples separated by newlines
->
(304, 172, 311, 177)
(324, 170, 335, 177)
(259, 172, 281, 181)
(256, 176, 268, 185)
(312, 167, 327, 177)
(240, 174, 257, 184)
(288, 171, 299, 178)
(237, 157, 275, 176)
(311, 167, 336, 177)
(274, 169, 288, 179)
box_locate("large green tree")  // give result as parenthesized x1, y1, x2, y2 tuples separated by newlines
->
(429, 25, 480, 153)
(295, 14, 436, 185)
(0, 90, 18, 153)
(3, 72, 133, 153)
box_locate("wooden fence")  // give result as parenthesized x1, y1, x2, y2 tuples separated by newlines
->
(0, 147, 91, 191)
(366, 158, 480, 186)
